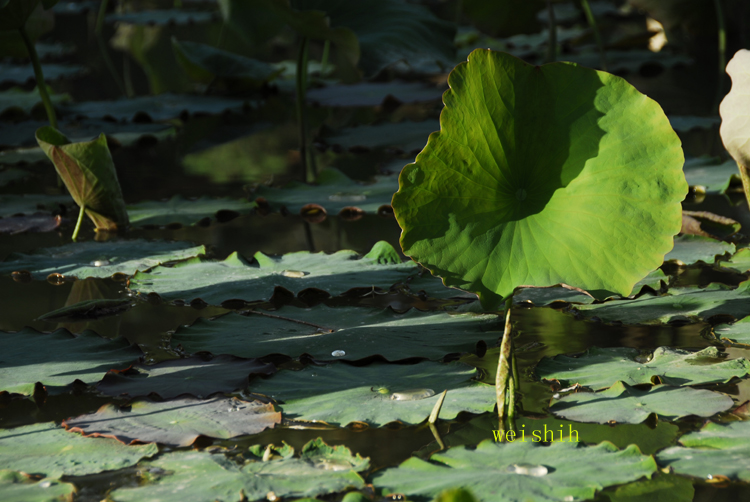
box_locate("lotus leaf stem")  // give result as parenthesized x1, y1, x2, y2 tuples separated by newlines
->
(428, 422, 445, 451)
(714, 0, 727, 113)
(581, 0, 607, 71)
(496, 295, 514, 438)
(72, 204, 85, 242)
(296, 37, 317, 182)
(545, 0, 557, 64)
(320, 40, 330, 74)
(429, 389, 447, 424)
(18, 25, 57, 129)
(736, 163, 750, 211)
(95, 0, 130, 97)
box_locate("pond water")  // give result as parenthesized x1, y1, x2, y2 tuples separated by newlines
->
(3, 1, 750, 501)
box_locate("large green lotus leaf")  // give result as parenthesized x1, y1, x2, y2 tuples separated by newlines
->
(683, 157, 739, 194)
(36, 126, 129, 231)
(669, 115, 720, 133)
(251, 168, 399, 216)
(171, 38, 282, 85)
(170, 306, 501, 361)
(664, 234, 735, 265)
(126, 195, 256, 226)
(105, 10, 217, 25)
(0, 328, 140, 395)
(97, 354, 275, 399)
(0, 63, 86, 85)
(575, 281, 750, 324)
(325, 121, 439, 152)
(306, 81, 444, 107)
(128, 242, 419, 304)
(536, 346, 750, 390)
(715, 316, 750, 344)
(720, 50, 750, 170)
(64, 396, 281, 447)
(0, 240, 206, 279)
(550, 382, 734, 424)
(656, 419, 750, 481)
(0, 193, 72, 217)
(393, 49, 686, 310)
(0, 470, 76, 502)
(110, 439, 367, 502)
(248, 361, 495, 426)
(373, 440, 657, 502)
(603, 475, 694, 502)
(0, 87, 69, 116)
(718, 247, 750, 273)
(563, 50, 691, 73)
(0, 423, 158, 478)
(60, 94, 254, 122)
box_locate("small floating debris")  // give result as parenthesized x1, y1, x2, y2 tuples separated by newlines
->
(506, 463, 548, 476)
(390, 389, 435, 401)
(331, 350, 346, 357)
(281, 270, 307, 278)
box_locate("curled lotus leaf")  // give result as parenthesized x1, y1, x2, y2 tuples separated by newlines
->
(392, 49, 686, 309)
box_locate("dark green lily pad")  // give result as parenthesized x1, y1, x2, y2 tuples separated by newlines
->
(248, 361, 495, 426)
(0, 167, 30, 186)
(564, 50, 691, 73)
(0, 87, 70, 116)
(373, 440, 657, 502)
(64, 396, 281, 446)
(172, 38, 282, 84)
(171, 306, 501, 361)
(106, 9, 217, 25)
(60, 94, 254, 122)
(251, 168, 399, 216)
(37, 298, 134, 322)
(0, 63, 85, 85)
(664, 234, 735, 265)
(0, 147, 47, 165)
(0, 193, 72, 217)
(656, 419, 750, 481)
(536, 346, 750, 390)
(669, 116, 720, 132)
(514, 286, 595, 306)
(306, 81, 444, 107)
(128, 242, 418, 304)
(97, 354, 276, 399)
(325, 121, 439, 153)
(126, 195, 256, 226)
(683, 157, 739, 194)
(0, 470, 76, 502)
(718, 247, 750, 273)
(0, 422, 158, 478)
(0, 328, 140, 395)
(714, 316, 750, 344)
(0, 240, 206, 279)
(550, 382, 734, 424)
(603, 475, 694, 502)
(109, 438, 367, 502)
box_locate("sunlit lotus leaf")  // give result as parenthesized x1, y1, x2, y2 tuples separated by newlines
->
(0, 423, 157, 478)
(393, 49, 686, 310)
(564, 50, 691, 73)
(550, 382, 733, 424)
(714, 316, 750, 344)
(64, 396, 281, 447)
(0, 470, 76, 502)
(0, 87, 69, 116)
(536, 346, 750, 390)
(171, 38, 282, 84)
(170, 306, 501, 361)
(306, 81, 444, 107)
(36, 127, 128, 231)
(719, 247, 750, 273)
(326, 121, 438, 153)
(0, 193, 71, 217)
(110, 439, 367, 502)
(657, 419, 750, 481)
(248, 361, 494, 426)
(97, 354, 275, 399)
(128, 241, 419, 304)
(126, 195, 256, 227)
(105, 10, 217, 25)
(251, 168, 399, 216)
(0, 63, 85, 85)
(0, 240, 206, 278)
(720, 50, 750, 171)
(669, 115, 720, 133)
(373, 440, 657, 502)
(603, 475, 694, 502)
(0, 328, 140, 395)
(664, 234, 735, 265)
(683, 157, 739, 194)
(575, 281, 750, 324)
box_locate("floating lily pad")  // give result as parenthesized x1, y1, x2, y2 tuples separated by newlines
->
(550, 382, 734, 424)
(0, 213, 61, 234)
(536, 346, 750, 390)
(669, 116, 720, 132)
(683, 157, 739, 194)
(664, 234, 735, 265)
(64, 396, 281, 447)
(714, 316, 750, 344)
(172, 38, 282, 84)
(656, 419, 750, 481)
(0, 470, 76, 502)
(171, 306, 501, 361)
(109, 438, 367, 502)
(564, 50, 691, 73)
(0, 328, 140, 395)
(128, 242, 418, 304)
(248, 361, 494, 426)
(0, 240, 206, 279)
(514, 286, 595, 306)
(251, 168, 399, 216)
(0, 193, 72, 217)
(718, 247, 750, 273)
(0, 120, 174, 149)
(0, 422, 158, 478)
(0, 87, 70, 116)
(393, 49, 685, 310)
(0, 147, 47, 165)
(306, 81, 444, 107)
(106, 9, 217, 25)
(0, 63, 85, 85)
(325, 121, 439, 153)
(575, 281, 750, 324)
(126, 195, 256, 226)
(97, 354, 275, 399)
(0, 167, 30, 186)
(60, 94, 254, 122)
(373, 440, 657, 502)
(38, 298, 134, 322)
(602, 475, 694, 502)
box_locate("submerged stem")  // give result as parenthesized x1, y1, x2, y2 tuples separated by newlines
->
(496, 296, 514, 438)
(96, 0, 129, 97)
(19, 25, 57, 129)
(737, 162, 750, 211)
(581, 0, 607, 71)
(714, 0, 727, 112)
(72, 205, 85, 242)
(296, 37, 316, 182)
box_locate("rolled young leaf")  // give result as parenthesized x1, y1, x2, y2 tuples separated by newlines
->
(36, 126, 129, 232)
